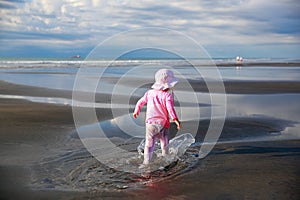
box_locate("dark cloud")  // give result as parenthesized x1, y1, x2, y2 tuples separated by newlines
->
(126, 4, 204, 22)
(0, 0, 24, 9)
(1, 0, 25, 2)
(230, 1, 300, 35)
(0, 30, 91, 41)
(134, 5, 198, 17)
(0, 2, 16, 9)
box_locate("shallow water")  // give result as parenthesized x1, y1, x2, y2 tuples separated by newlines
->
(27, 119, 298, 194)
(28, 109, 299, 192)
(0, 60, 300, 193)
(30, 132, 199, 191)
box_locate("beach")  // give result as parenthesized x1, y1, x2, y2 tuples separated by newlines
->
(0, 59, 300, 199)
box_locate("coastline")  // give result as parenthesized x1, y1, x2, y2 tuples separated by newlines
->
(1, 98, 299, 199)
(0, 63, 299, 199)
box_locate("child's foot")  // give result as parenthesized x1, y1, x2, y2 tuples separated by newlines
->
(141, 171, 151, 179)
(139, 163, 151, 178)
(138, 163, 149, 169)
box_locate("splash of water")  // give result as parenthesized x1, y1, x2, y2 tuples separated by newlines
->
(137, 133, 195, 162)
(31, 132, 197, 191)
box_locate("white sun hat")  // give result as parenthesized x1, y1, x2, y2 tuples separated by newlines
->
(151, 69, 179, 90)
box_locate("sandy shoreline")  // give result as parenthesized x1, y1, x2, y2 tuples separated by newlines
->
(0, 98, 72, 200)
(0, 98, 299, 199)
(0, 74, 300, 199)
(1, 77, 300, 103)
(0, 80, 73, 98)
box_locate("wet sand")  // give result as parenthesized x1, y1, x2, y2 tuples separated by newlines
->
(0, 99, 72, 200)
(128, 140, 300, 200)
(0, 79, 300, 199)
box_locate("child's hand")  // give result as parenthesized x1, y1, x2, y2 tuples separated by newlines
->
(133, 112, 138, 118)
(174, 119, 181, 130)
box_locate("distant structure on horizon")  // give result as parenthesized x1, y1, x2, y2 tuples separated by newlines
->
(71, 55, 81, 58)
(236, 56, 243, 63)
(235, 56, 243, 70)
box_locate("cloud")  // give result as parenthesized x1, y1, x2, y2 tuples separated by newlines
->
(0, 0, 24, 10)
(0, 2, 16, 9)
(0, 0, 299, 58)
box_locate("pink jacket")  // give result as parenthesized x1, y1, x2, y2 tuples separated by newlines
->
(134, 89, 178, 128)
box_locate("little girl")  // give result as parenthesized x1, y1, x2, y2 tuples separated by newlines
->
(133, 69, 181, 165)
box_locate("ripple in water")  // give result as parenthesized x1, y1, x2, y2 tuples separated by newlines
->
(30, 114, 298, 191)
(30, 133, 198, 191)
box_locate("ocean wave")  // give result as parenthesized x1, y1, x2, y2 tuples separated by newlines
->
(1, 58, 299, 69)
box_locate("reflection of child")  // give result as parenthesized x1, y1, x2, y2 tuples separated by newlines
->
(133, 69, 181, 165)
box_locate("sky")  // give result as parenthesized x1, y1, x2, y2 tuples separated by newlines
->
(0, 0, 299, 59)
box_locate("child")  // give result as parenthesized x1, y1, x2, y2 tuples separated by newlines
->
(133, 69, 181, 166)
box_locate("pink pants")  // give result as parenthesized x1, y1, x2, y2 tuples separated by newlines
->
(143, 123, 169, 165)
